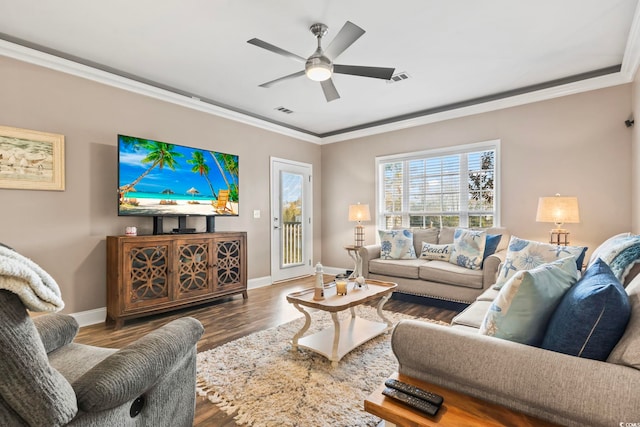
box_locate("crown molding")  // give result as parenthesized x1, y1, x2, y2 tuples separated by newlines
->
(0, 39, 323, 145)
(320, 71, 630, 144)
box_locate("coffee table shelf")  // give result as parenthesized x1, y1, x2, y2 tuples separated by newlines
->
(296, 316, 389, 362)
(286, 279, 397, 366)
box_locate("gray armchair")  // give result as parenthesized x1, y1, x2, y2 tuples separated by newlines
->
(0, 290, 204, 427)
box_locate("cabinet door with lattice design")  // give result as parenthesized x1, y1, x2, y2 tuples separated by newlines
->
(122, 241, 171, 310)
(174, 238, 215, 300)
(213, 235, 246, 294)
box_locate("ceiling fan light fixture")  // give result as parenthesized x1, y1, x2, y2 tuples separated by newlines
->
(305, 55, 333, 81)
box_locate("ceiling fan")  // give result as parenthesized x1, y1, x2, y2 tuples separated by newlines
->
(247, 21, 396, 102)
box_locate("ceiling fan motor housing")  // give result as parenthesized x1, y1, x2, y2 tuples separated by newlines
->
(305, 23, 332, 81)
(305, 54, 333, 81)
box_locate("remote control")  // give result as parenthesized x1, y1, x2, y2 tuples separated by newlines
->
(384, 378, 444, 406)
(382, 387, 440, 417)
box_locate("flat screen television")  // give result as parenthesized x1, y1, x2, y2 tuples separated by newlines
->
(117, 134, 239, 233)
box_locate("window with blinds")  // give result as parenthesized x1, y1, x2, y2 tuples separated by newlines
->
(377, 141, 499, 230)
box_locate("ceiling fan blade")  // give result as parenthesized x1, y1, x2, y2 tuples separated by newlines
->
(323, 21, 365, 60)
(259, 70, 305, 88)
(333, 64, 395, 80)
(247, 38, 306, 63)
(320, 78, 340, 102)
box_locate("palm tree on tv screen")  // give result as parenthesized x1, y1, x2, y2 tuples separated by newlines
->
(187, 150, 217, 199)
(119, 138, 183, 195)
(209, 152, 239, 202)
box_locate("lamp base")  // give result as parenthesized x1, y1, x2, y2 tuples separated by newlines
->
(549, 229, 570, 246)
(354, 224, 365, 247)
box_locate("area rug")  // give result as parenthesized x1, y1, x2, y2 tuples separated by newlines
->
(196, 306, 449, 427)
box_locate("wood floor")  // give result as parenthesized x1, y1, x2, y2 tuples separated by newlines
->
(74, 277, 461, 426)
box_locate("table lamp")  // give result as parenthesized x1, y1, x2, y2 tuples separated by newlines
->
(348, 203, 371, 247)
(535, 194, 580, 245)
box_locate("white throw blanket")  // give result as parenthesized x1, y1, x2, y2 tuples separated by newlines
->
(0, 245, 64, 312)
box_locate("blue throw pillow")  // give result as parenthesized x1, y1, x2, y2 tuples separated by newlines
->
(481, 234, 502, 267)
(541, 259, 631, 361)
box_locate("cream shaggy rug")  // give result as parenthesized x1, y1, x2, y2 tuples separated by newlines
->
(196, 306, 448, 427)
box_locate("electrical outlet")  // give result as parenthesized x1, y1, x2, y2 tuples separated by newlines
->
(253, 209, 261, 219)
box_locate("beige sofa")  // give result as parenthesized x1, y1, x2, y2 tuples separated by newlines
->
(358, 227, 510, 304)
(391, 270, 640, 426)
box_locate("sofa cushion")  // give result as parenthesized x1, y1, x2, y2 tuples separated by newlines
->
(542, 259, 630, 361)
(494, 236, 587, 290)
(608, 274, 640, 369)
(369, 258, 425, 279)
(412, 228, 439, 257)
(438, 226, 456, 244)
(419, 242, 452, 261)
(419, 260, 484, 289)
(449, 228, 486, 270)
(378, 229, 417, 260)
(451, 300, 493, 328)
(479, 256, 578, 346)
(476, 287, 500, 302)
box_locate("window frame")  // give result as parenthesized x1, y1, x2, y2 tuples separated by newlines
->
(375, 139, 501, 230)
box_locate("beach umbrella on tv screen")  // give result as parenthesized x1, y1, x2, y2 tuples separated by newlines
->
(187, 187, 199, 198)
(162, 188, 174, 194)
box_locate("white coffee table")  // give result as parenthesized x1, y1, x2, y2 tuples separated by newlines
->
(286, 279, 397, 366)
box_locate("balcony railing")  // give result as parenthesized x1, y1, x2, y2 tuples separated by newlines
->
(282, 221, 302, 266)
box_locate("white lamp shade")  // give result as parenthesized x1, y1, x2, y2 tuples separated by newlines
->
(536, 195, 580, 225)
(348, 203, 371, 222)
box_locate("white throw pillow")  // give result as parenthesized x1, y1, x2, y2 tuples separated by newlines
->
(588, 232, 631, 267)
(494, 236, 586, 290)
(378, 229, 417, 260)
(419, 242, 451, 260)
(448, 228, 486, 270)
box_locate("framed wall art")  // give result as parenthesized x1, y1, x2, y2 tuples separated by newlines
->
(0, 125, 65, 191)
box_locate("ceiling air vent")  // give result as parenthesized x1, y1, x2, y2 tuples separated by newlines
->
(275, 106, 294, 114)
(387, 72, 410, 83)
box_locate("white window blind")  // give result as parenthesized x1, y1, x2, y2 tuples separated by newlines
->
(377, 141, 499, 229)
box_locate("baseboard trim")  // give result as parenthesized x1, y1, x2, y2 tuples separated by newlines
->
(71, 276, 272, 327)
(248, 276, 272, 289)
(71, 307, 107, 327)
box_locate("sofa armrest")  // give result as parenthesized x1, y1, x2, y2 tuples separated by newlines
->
(392, 319, 640, 427)
(481, 249, 505, 289)
(33, 313, 79, 354)
(73, 317, 204, 412)
(358, 244, 381, 277)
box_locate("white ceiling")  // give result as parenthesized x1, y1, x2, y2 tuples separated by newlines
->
(1, 0, 640, 143)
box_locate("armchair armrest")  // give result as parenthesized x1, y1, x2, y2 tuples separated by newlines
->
(392, 319, 640, 427)
(33, 313, 79, 354)
(481, 249, 505, 289)
(73, 317, 204, 412)
(358, 244, 381, 277)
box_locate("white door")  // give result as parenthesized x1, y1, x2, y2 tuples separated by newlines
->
(270, 157, 313, 282)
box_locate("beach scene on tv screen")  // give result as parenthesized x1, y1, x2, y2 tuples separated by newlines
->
(118, 135, 238, 216)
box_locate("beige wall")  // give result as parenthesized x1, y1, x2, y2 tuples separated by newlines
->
(321, 84, 634, 271)
(1, 53, 636, 315)
(0, 56, 322, 314)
